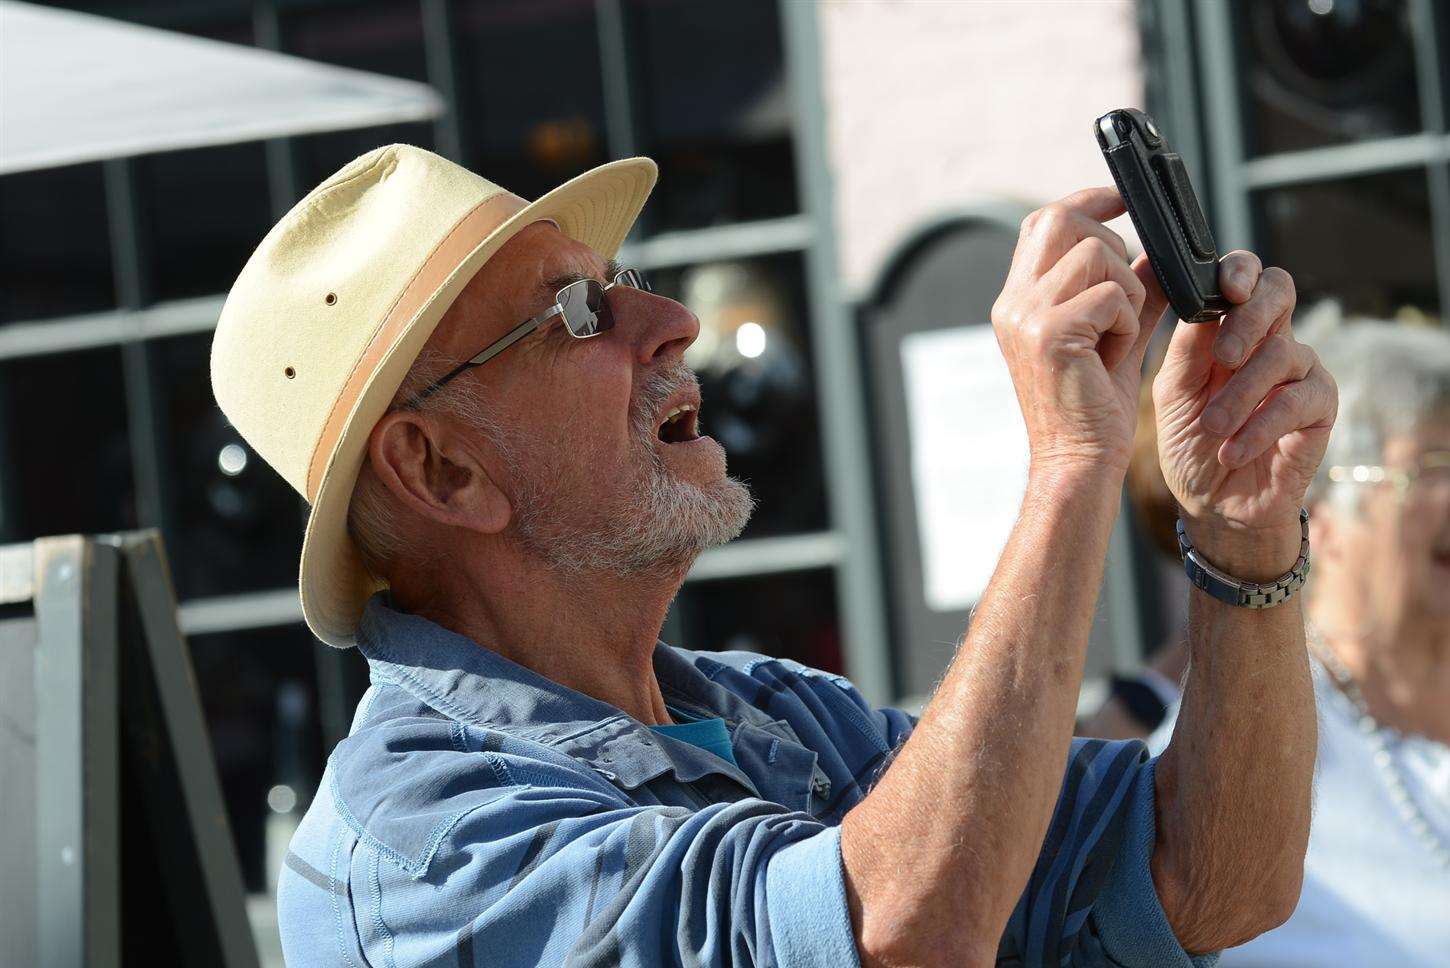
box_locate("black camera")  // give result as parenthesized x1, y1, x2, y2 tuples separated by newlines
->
(1095, 108, 1228, 323)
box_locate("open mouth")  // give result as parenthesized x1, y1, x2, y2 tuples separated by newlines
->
(657, 404, 701, 444)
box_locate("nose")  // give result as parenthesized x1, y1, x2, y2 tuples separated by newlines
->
(613, 285, 700, 365)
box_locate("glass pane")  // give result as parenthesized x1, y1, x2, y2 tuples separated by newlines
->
(0, 163, 115, 324)
(454, 0, 610, 201)
(628, 0, 798, 230)
(54, 2, 257, 43)
(0, 348, 137, 541)
(670, 568, 842, 673)
(1235, 0, 1423, 157)
(150, 10, 256, 45)
(1442, 1, 1450, 117)
(149, 332, 306, 600)
(138, 142, 274, 303)
(283, 1, 435, 193)
(648, 252, 828, 537)
(1253, 168, 1438, 318)
(186, 622, 326, 893)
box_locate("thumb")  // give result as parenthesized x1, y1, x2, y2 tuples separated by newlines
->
(1156, 304, 1220, 404)
(1137, 254, 1220, 397)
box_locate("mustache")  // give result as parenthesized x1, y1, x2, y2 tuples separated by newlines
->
(632, 359, 699, 436)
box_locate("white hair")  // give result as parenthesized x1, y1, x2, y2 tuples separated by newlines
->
(504, 357, 755, 576)
(346, 347, 516, 583)
(1297, 300, 1450, 517)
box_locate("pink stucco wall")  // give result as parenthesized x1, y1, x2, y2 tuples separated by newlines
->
(818, 0, 1147, 297)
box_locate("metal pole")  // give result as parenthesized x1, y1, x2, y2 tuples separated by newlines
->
(595, 0, 640, 161)
(33, 536, 120, 968)
(421, 0, 465, 162)
(103, 158, 173, 538)
(1193, 0, 1254, 250)
(253, 1, 304, 216)
(1409, 0, 1450, 322)
(780, 0, 894, 703)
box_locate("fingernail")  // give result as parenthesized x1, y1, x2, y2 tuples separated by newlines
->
(1222, 442, 1244, 465)
(1203, 407, 1230, 434)
(1228, 269, 1251, 294)
(1216, 333, 1244, 365)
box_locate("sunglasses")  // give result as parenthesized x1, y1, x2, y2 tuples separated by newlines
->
(403, 266, 652, 409)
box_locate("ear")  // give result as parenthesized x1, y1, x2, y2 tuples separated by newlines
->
(367, 409, 512, 535)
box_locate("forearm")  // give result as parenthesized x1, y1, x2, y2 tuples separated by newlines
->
(841, 464, 1122, 966)
(1153, 521, 1316, 953)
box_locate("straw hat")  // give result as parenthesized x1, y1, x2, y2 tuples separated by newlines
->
(211, 144, 657, 647)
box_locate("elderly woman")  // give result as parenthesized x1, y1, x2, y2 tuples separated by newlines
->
(1150, 308, 1450, 966)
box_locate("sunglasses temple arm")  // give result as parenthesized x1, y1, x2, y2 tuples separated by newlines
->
(468, 311, 554, 368)
(411, 312, 554, 405)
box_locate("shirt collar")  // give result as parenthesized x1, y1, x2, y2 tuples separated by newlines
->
(353, 590, 796, 796)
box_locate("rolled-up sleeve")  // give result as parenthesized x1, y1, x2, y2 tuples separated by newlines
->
(997, 739, 1220, 967)
(364, 772, 860, 968)
(764, 824, 860, 967)
(1089, 756, 1219, 967)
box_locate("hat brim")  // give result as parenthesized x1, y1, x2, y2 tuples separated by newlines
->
(298, 156, 657, 648)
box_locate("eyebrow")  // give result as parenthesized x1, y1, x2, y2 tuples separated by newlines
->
(537, 257, 626, 299)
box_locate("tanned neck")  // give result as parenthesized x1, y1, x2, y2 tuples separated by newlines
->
(390, 551, 691, 727)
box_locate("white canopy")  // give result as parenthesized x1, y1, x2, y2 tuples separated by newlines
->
(0, 0, 444, 175)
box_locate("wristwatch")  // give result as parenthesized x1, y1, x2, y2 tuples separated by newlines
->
(1175, 508, 1310, 609)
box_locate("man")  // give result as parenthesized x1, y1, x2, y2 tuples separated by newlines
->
(212, 145, 1335, 966)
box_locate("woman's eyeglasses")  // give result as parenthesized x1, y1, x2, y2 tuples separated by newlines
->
(402, 267, 651, 409)
(1327, 450, 1450, 498)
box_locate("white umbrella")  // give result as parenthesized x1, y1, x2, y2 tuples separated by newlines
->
(0, 0, 444, 175)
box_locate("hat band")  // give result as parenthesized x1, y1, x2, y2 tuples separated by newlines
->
(304, 189, 530, 503)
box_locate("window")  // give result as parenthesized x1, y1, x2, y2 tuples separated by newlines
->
(649, 252, 828, 537)
(1253, 169, 1439, 317)
(1234, 0, 1422, 157)
(282, 0, 435, 188)
(1171, 0, 1450, 320)
(0, 163, 114, 324)
(186, 622, 325, 892)
(149, 332, 307, 600)
(628, 0, 798, 231)
(138, 142, 275, 303)
(0, 347, 136, 542)
(671, 568, 842, 673)
(454, 0, 610, 200)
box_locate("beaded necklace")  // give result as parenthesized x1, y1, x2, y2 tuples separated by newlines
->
(1306, 626, 1450, 872)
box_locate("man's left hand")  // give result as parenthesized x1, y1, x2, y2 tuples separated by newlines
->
(1148, 251, 1338, 577)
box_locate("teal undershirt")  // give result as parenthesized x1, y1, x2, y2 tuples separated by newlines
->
(649, 704, 738, 768)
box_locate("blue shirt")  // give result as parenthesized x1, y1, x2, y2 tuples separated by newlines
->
(278, 591, 1214, 967)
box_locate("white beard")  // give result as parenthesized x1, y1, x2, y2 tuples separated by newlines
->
(495, 361, 755, 577)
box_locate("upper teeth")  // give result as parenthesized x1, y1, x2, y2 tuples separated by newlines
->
(664, 404, 696, 424)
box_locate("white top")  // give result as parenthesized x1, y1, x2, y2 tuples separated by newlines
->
(1150, 664, 1450, 967)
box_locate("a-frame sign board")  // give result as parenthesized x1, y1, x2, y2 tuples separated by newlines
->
(0, 530, 261, 968)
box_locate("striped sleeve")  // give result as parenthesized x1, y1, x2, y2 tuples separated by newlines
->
(356, 766, 858, 968)
(996, 738, 1220, 968)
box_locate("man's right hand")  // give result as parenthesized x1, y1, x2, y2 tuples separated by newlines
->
(990, 186, 1164, 473)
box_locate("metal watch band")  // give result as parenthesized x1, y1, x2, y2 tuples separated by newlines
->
(1174, 507, 1311, 609)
